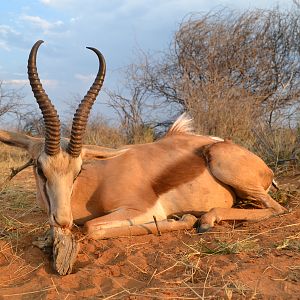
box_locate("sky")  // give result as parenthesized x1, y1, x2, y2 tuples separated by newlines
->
(0, 0, 294, 121)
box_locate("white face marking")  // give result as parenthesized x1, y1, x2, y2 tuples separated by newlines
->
(35, 151, 82, 228)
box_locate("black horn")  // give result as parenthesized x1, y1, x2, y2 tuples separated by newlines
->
(27, 40, 61, 156)
(67, 47, 106, 157)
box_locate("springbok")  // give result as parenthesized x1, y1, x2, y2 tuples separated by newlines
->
(0, 40, 286, 240)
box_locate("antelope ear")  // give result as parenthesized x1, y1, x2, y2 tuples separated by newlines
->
(0, 130, 43, 157)
(81, 144, 128, 160)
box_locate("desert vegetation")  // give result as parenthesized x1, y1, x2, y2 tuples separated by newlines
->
(108, 8, 300, 170)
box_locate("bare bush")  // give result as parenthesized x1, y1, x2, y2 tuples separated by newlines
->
(106, 87, 155, 144)
(105, 63, 162, 144)
(119, 7, 300, 167)
(17, 110, 45, 136)
(63, 95, 126, 147)
(0, 81, 26, 122)
(83, 114, 125, 148)
(247, 123, 300, 169)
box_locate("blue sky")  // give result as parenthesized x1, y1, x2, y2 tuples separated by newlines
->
(0, 0, 293, 120)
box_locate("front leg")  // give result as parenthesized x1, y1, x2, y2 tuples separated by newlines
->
(84, 208, 197, 240)
(84, 207, 142, 235)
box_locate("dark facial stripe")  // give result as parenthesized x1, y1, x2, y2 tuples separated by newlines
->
(43, 182, 52, 214)
(34, 166, 51, 215)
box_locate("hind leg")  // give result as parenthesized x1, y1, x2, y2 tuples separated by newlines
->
(198, 207, 281, 232)
(201, 141, 286, 214)
(235, 188, 286, 213)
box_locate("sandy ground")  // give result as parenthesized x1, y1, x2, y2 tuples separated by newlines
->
(0, 166, 299, 299)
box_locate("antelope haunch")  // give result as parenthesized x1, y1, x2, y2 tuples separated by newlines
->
(0, 41, 286, 239)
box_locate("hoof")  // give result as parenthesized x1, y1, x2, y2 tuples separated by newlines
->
(181, 214, 198, 223)
(196, 223, 212, 233)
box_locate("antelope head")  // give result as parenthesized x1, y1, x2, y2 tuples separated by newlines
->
(0, 40, 122, 228)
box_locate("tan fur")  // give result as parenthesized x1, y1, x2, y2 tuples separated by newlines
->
(0, 115, 286, 239)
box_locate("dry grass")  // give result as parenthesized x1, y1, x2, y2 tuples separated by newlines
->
(0, 144, 49, 297)
(275, 232, 300, 251)
(83, 118, 126, 148)
(0, 143, 28, 167)
(0, 143, 46, 242)
(140, 219, 300, 298)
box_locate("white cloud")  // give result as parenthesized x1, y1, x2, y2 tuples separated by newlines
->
(0, 40, 10, 51)
(70, 17, 80, 23)
(0, 25, 19, 37)
(75, 73, 95, 82)
(3, 79, 28, 85)
(40, 0, 77, 8)
(20, 15, 63, 33)
(0, 25, 20, 51)
(4, 79, 58, 87)
(12, 72, 25, 77)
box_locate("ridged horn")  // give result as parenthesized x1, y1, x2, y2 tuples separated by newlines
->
(27, 40, 61, 156)
(67, 47, 106, 157)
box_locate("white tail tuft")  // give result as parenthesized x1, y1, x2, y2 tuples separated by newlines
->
(167, 113, 194, 136)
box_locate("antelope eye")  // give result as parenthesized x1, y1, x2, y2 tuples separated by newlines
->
(36, 163, 46, 181)
(37, 167, 44, 177)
